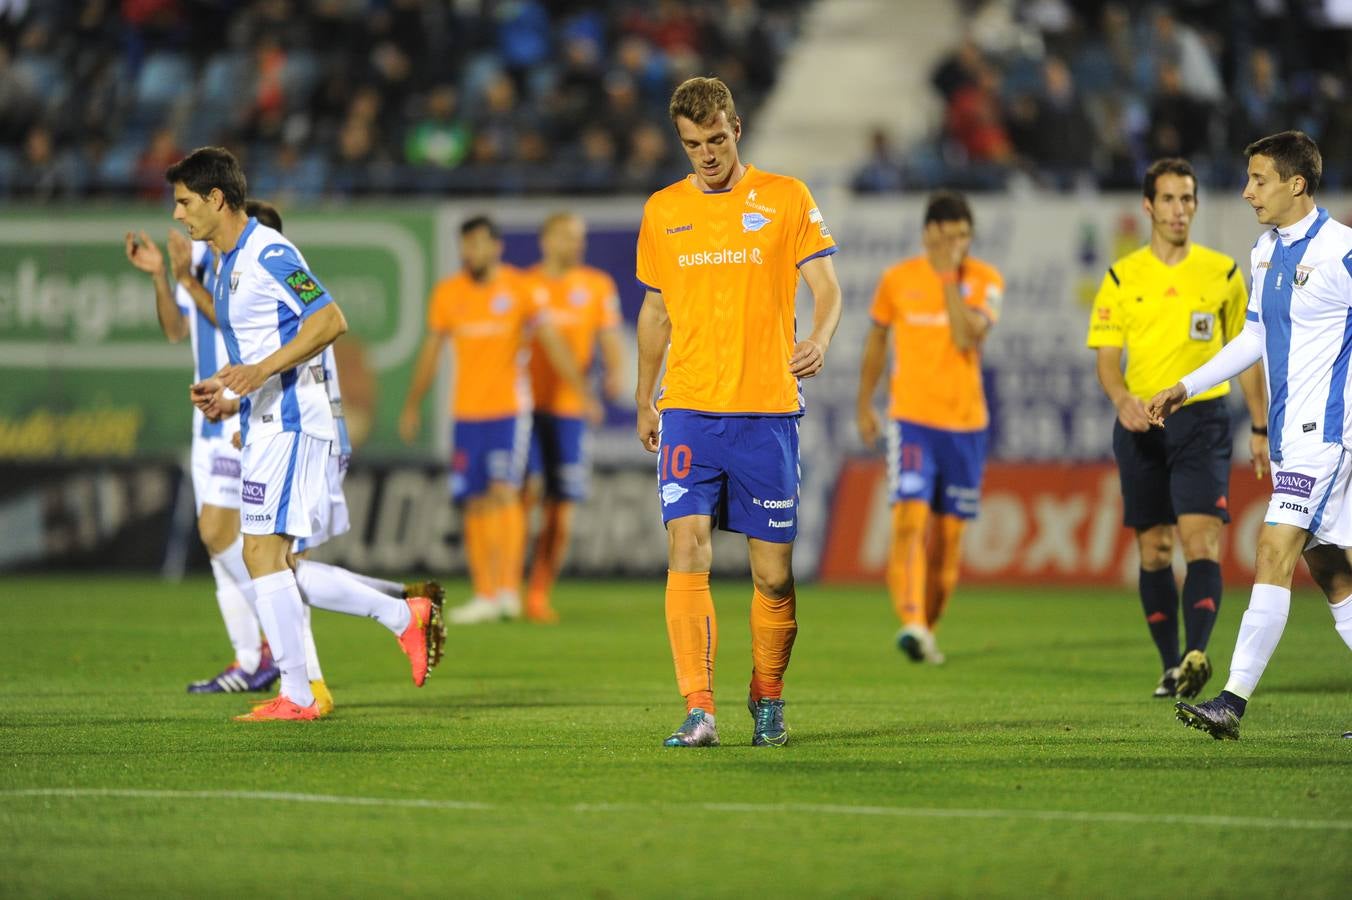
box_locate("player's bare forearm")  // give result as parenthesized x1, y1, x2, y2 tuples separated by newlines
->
(181, 276, 217, 326)
(634, 290, 670, 407)
(536, 322, 595, 405)
(1094, 347, 1133, 406)
(857, 324, 888, 407)
(153, 265, 190, 343)
(942, 280, 979, 351)
(800, 255, 842, 352)
(1238, 362, 1268, 425)
(403, 334, 444, 412)
(265, 303, 346, 379)
(598, 327, 625, 401)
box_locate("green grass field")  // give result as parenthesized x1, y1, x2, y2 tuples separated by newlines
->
(1, 574, 1350, 898)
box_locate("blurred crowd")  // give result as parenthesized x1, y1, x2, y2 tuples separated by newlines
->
(855, 0, 1352, 193)
(0, 0, 805, 201)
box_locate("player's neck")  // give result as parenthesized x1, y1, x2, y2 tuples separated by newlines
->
(210, 210, 251, 255)
(542, 259, 574, 278)
(694, 160, 747, 193)
(1274, 198, 1316, 231)
(1148, 234, 1190, 267)
(468, 263, 498, 284)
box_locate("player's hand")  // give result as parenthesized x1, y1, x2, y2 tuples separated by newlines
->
(191, 377, 224, 420)
(789, 338, 826, 378)
(1144, 382, 1187, 426)
(857, 404, 882, 449)
(231, 430, 242, 451)
(124, 231, 164, 275)
(636, 403, 660, 453)
(602, 370, 625, 405)
(398, 404, 421, 444)
(1114, 394, 1153, 433)
(1250, 432, 1270, 480)
(924, 230, 963, 276)
(217, 363, 267, 396)
(167, 229, 192, 283)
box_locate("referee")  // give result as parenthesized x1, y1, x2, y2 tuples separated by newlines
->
(1087, 157, 1267, 701)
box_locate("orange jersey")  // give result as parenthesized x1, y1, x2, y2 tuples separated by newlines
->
(526, 264, 621, 416)
(636, 165, 837, 414)
(870, 255, 1004, 431)
(425, 265, 545, 421)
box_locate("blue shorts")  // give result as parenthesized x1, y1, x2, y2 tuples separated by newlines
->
(526, 413, 590, 501)
(449, 416, 529, 503)
(657, 410, 800, 543)
(886, 420, 987, 518)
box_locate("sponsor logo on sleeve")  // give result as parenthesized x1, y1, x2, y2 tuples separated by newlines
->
(241, 480, 267, 504)
(661, 483, 689, 506)
(284, 270, 326, 305)
(1273, 472, 1315, 498)
(742, 212, 772, 233)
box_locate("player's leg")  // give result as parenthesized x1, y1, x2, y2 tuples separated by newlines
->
(658, 411, 724, 747)
(449, 418, 525, 623)
(1113, 417, 1182, 695)
(487, 479, 526, 618)
(1167, 398, 1232, 698)
(885, 420, 939, 660)
(193, 502, 281, 692)
(919, 428, 987, 661)
(1304, 543, 1352, 655)
(746, 538, 795, 747)
(526, 415, 587, 623)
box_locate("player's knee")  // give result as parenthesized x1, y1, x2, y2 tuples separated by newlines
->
(667, 525, 711, 569)
(1253, 533, 1302, 582)
(752, 570, 794, 600)
(1136, 528, 1173, 570)
(1181, 533, 1220, 562)
(197, 515, 236, 556)
(241, 536, 287, 579)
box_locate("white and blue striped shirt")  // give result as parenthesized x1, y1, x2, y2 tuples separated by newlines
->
(212, 217, 335, 447)
(1247, 206, 1352, 462)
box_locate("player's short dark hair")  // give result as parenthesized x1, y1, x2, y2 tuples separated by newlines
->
(245, 199, 283, 232)
(460, 214, 501, 240)
(1245, 130, 1322, 196)
(164, 147, 247, 210)
(1142, 158, 1196, 201)
(923, 190, 972, 227)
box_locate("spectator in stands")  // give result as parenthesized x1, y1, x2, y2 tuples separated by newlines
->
(405, 84, 471, 169)
(944, 64, 1013, 167)
(15, 122, 78, 199)
(134, 125, 181, 200)
(1229, 48, 1288, 148)
(852, 127, 907, 194)
(1007, 56, 1095, 189)
(1147, 62, 1213, 162)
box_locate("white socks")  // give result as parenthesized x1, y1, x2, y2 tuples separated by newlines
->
(295, 559, 411, 635)
(302, 604, 324, 682)
(1330, 594, 1352, 653)
(209, 537, 262, 674)
(1223, 584, 1291, 700)
(251, 570, 314, 708)
(342, 570, 405, 598)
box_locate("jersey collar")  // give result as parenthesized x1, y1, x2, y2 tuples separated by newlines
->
(1274, 206, 1326, 245)
(687, 164, 756, 195)
(224, 216, 259, 258)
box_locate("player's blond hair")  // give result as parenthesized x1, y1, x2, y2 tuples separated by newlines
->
(540, 211, 581, 235)
(668, 76, 738, 126)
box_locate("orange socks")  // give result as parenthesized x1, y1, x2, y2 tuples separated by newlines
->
(925, 515, 965, 628)
(666, 570, 717, 714)
(887, 501, 930, 628)
(497, 496, 525, 597)
(749, 586, 797, 701)
(527, 501, 572, 610)
(462, 504, 496, 599)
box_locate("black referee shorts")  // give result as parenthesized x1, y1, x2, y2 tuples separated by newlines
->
(1113, 397, 1233, 529)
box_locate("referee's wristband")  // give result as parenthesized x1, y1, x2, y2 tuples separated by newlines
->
(1251, 425, 1268, 436)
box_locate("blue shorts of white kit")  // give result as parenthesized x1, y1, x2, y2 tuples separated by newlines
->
(293, 453, 351, 554)
(450, 416, 529, 503)
(190, 433, 242, 513)
(886, 419, 988, 519)
(239, 431, 331, 538)
(526, 413, 590, 502)
(657, 409, 800, 543)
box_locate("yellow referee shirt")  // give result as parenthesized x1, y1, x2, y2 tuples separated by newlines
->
(1085, 244, 1247, 404)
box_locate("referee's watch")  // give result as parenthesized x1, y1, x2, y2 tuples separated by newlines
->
(1251, 425, 1268, 436)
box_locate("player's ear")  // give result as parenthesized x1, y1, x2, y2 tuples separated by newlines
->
(1291, 175, 1305, 197)
(732, 115, 742, 141)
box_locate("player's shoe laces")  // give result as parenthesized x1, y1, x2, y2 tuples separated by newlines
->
(233, 695, 319, 722)
(187, 648, 280, 694)
(747, 696, 788, 747)
(398, 595, 444, 687)
(1175, 649, 1212, 699)
(663, 709, 719, 747)
(448, 595, 504, 625)
(1175, 696, 1241, 740)
(1153, 666, 1180, 698)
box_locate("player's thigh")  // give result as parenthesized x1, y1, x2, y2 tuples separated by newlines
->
(1265, 442, 1352, 547)
(1112, 418, 1174, 529)
(239, 431, 329, 541)
(294, 453, 349, 555)
(721, 415, 800, 543)
(1164, 398, 1232, 524)
(932, 427, 987, 520)
(1302, 542, 1352, 603)
(667, 514, 715, 571)
(542, 415, 590, 502)
(656, 410, 726, 525)
(197, 503, 240, 554)
(451, 416, 528, 503)
(886, 419, 941, 511)
(191, 435, 242, 517)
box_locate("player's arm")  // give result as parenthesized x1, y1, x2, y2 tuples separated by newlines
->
(537, 320, 603, 423)
(791, 253, 842, 378)
(1237, 362, 1269, 478)
(217, 304, 348, 396)
(635, 289, 670, 453)
(597, 326, 625, 403)
(399, 333, 445, 443)
(941, 272, 989, 350)
(1095, 347, 1151, 433)
(856, 322, 890, 448)
(167, 230, 217, 325)
(1146, 322, 1264, 425)
(125, 231, 188, 343)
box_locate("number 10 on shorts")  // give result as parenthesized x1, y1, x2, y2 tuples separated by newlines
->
(662, 444, 692, 480)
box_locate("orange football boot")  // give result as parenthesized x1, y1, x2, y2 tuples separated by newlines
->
(398, 595, 445, 686)
(234, 695, 320, 722)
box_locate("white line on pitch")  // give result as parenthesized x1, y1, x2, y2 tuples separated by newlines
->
(3, 789, 1350, 832)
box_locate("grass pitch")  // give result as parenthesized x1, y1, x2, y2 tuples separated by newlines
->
(1, 575, 1350, 898)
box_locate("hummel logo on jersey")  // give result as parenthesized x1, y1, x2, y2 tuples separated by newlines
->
(666, 224, 693, 234)
(743, 212, 771, 232)
(264, 247, 285, 260)
(284, 270, 326, 305)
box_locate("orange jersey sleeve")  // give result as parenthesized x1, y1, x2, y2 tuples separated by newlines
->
(882, 255, 1001, 431)
(635, 166, 838, 415)
(438, 266, 536, 421)
(528, 265, 618, 416)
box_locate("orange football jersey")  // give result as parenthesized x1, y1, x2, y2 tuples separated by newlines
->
(869, 255, 1004, 431)
(425, 265, 545, 420)
(526, 264, 621, 417)
(636, 165, 837, 415)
